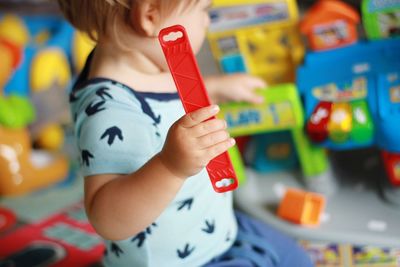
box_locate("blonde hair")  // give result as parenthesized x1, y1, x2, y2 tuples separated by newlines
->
(57, 0, 195, 44)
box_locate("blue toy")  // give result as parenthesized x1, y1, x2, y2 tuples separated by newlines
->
(297, 39, 400, 186)
(0, 15, 74, 96)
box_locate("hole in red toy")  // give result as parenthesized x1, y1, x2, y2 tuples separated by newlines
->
(162, 31, 183, 42)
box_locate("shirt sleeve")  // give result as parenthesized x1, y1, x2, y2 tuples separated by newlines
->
(73, 84, 161, 177)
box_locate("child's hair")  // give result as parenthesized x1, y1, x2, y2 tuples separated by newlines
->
(57, 0, 196, 44)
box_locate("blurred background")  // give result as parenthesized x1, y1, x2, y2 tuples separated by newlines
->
(0, 1, 399, 267)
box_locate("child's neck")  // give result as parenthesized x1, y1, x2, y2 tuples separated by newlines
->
(88, 43, 177, 94)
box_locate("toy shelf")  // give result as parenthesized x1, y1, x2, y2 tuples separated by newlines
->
(234, 148, 400, 247)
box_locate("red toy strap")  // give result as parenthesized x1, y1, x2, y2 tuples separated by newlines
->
(159, 25, 238, 193)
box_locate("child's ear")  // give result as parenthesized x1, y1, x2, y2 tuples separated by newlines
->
(130, 1, 161, 37)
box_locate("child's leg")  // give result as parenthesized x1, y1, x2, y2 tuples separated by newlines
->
(204, 211, 313, 267)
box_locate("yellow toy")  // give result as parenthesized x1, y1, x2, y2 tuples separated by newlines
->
(0, 14, 29, 47)
(208, 0, 304, 84)
(30, 48, 71, 93)
(73, 31, 95, 73)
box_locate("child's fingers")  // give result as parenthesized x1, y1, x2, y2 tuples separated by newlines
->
(204, 138, 236, 160)
(179, 105, 220, 128)
(241, 90, 265, 104)
(198, 130, 230, 149)
(241, 75, 267, 89)
(191, 119, 226, 137)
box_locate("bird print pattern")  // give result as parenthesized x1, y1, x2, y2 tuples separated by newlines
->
(70, 80, 235, 266)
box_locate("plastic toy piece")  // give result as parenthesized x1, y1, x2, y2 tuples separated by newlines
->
(382, 151, 400, 186)
(219, 84, 304, 137)
(300, 0, 360, 51)
(30, 48, 71, 93)
(208, 0, 304, 85)
(0, 127, 68, 196)
(328, 102, 352, 143)
(219, 83, 329, 180)
(277, 188, 325, 226)
(0, 203, 104, 267)
(362, 0, 400, 40)
(350, 100, 374, 143)
(158, 25, 238, 193)
(307, 101, 332, 143)
(0, 33, 69, 196)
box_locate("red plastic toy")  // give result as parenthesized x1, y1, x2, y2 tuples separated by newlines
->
(158, 25, 238, 193)
(0, 203, 104, 267)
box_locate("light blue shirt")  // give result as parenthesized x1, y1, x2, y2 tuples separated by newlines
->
(70, 78, 237, 267)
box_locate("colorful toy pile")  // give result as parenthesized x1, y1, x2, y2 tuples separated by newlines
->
(0, 13, 93, 196)
(208, 0, 331, 194)
(208, 0, 400, 191)
(298, 0, 400, 187)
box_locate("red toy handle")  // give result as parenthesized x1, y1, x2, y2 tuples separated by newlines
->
(159, 25, 238, 193)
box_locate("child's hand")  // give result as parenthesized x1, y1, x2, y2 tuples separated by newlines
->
(159, 105, 235, 179)
(205, 73, 267, 104)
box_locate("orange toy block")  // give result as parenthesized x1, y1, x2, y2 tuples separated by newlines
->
(277, 188, 325, 226)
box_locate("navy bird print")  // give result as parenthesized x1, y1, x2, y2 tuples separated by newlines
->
(110, 242, 124, 257)
(81, 150, 94, 167)
(202, 219, 215, 234)
(85, 100, 106, 116)
(101, 126, 123, 146)
(177, 243, 195, 259)
(131, 223, 157, 248)
(96, 87, 113, 100)
(111, 81, 161, 125)
(177, 198, 194, 211)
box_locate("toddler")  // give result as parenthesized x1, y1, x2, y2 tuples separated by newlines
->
(58, 0, 313, 266)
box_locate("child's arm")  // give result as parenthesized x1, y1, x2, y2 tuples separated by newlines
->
(84, 105, 235, 241)
(205, 73, 267, 104)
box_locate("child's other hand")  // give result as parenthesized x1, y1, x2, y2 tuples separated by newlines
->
(205, 73, 267, 104)
(159, 105, 235, 179)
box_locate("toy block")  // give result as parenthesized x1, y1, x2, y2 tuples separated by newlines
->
(277, 188, 326, 226)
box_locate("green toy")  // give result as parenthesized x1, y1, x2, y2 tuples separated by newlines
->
(362, 0, 400, 39)
(219, 84, 304, 136)
(0, 95, 35, 129)
(219, 84, 328, 181)
(228, 145, 246, 186)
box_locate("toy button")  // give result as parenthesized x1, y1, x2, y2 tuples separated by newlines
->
(306, 101, 332, 143)
(328, 102, 352, 143)
(382, 151, 400, 187)
(350, 100, 374, 143)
